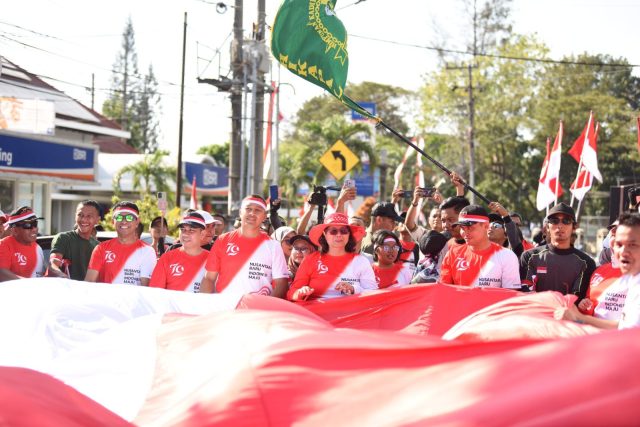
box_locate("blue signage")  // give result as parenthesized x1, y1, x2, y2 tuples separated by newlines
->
(184, 162, 229, 194)
(352, 163, 376, 196)
(0, 133, 97, 181)
(351, 102, 376, 121)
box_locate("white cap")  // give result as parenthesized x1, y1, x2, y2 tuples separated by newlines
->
(195, 210, 216, 225)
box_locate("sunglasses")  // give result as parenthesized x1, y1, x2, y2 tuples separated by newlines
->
(548, 217, 573, 225)
(114, 214, 136, 222)
(490, 222, 504, 229)
(378, 244, 400, 253)
(292, 245, 312, 253)
(282, 238, 294, 245)
(15, 221, 38, 230)
(325, 227, 350, 236)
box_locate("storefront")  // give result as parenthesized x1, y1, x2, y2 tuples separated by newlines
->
(0, 130, 98, 234)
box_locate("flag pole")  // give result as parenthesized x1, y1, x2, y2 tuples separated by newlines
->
(576, 198, 584, 223)
(378, 120, 491, 204)
(554, 121, 563, 206)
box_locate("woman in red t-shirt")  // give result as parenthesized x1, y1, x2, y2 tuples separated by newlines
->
(287, 213, 375, 301)
(371, 230, 414, 289)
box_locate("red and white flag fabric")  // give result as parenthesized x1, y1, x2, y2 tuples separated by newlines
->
(536, 122, 564, 211)
(393, 143, 416, 190)
(263, 81, 277, 180)
(568, 111, 602, 182)
(570, 123, 600, 201)
(189, 175, 198, 210)
(4, 280, 640, 426)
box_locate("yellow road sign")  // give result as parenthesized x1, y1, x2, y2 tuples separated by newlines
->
(319, 140, 360, 180)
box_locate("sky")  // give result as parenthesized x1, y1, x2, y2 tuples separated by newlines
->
(1, 0, 639, 158)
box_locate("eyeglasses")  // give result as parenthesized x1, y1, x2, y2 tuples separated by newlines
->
(325, 227, 350, 236)
(490, 222, 504, 229)
(292, 245, 312, 253)
(114, 214, 136, 222)
(15, 221, 38, 230)
(548, 217, 574, 225)
(378, 244, 400, 252)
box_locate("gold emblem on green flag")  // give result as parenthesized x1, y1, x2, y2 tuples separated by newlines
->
(271, 0, 377, 120)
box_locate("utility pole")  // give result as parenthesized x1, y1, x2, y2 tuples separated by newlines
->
(467, 62, 476, 204)
(176, 12, 187, 207)
(229, 0, 244, 216)
(252, 0, 267, 194)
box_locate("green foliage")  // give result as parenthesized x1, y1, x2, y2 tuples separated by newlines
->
(102, 17, 161, 153)
(197, 141, 230, 165)
(113, 150, 177, 203)
(295, 81, 414, 135)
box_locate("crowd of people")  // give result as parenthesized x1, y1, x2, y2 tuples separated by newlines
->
(1, 171, 639, 331)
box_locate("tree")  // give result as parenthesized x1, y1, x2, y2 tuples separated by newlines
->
(102, 17, 161, 153)
(113, 150, 176, 202)
(134, 65, 161, 153)
(278, 115, 376, 211)
(197, 141, 230, 165)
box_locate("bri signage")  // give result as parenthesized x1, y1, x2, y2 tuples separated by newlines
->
(0, 132, 97, 181)
(184, 162, 229, 195)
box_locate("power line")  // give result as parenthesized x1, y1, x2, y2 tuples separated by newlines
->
(349, 33, 639, 68)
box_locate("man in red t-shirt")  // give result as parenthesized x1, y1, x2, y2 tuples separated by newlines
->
(85, 201, 156, 286)
(150, 212, 209, 292)
(200, 195, 289, 299)
(440, 205, 521, 289)
(0, 206, 45, 281)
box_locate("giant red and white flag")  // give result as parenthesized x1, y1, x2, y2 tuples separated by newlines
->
(568, 111, 602, 182)
(570, 123, 600, 201)
(536, 122, 564, 211)
(189, 175, 198, 210)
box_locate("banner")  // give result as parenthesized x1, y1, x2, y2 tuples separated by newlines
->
(0, 97, 55, 135)
(184, 162, 229, 196)
(0, 132, 96, 181)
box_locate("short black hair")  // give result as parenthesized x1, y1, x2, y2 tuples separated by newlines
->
(77, 200, 102, 216)
(213, 213, 226, 224)
(150, 216, 168, 228)
(439, 196, 470, 213)
(318, 232, 357, 254)
(112, 201, 139, 213)
(371, 230, 400, 263)
(617, 213, 640, 228)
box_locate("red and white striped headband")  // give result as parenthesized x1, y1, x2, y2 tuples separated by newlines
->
(383, 237, 397, 244)
(179, 215, 206, 228)
(113, 208, 139, 218)
(7, 210, 37, 226)
(457, 213, 489, 223)
(241, 197, 267, 211)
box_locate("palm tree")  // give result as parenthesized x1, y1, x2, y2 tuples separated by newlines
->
(279, 115, 377, 216)
(113, 150, 176, 200)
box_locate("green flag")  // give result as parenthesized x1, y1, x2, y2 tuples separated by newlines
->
(271, 0, 378, 120)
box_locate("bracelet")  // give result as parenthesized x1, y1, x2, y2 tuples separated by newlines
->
(411, 202, 418, 207)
